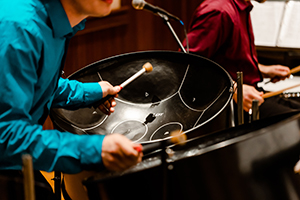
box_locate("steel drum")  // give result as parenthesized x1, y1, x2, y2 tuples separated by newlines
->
(83, 111, 300, 200)
(50, 51, 234, 143)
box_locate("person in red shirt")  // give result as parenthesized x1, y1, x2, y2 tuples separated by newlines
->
(183, 0, 300, 122)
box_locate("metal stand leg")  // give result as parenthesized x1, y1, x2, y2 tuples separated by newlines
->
(53, 172, 61, 200)
(237, 72, 244, 125)
(158, 13, 187, 53)
(160, 141, 176, 200)
(251, 99, 260, 121)
(160, 141, 168, 200)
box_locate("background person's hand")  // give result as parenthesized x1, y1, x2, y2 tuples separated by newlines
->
(258, 64, 290, 83)
(233, 84, 264, 112)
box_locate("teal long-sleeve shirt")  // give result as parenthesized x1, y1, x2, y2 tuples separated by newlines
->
(0, 0, 106, 173)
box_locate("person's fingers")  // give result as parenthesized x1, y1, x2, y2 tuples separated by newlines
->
(98, 104, 110, 115)
(101, 152, 130, 171)
(101, 137, 128, 171)
(273, 66, 290, 79)
(110, 99, 117, 107)
(101, 134, 143, 171)
(103, 98, 112, 108)
(97, 97, 118, 115)
(242, 86, 264, 112)
(105, 85, 121, 97)
(98, 81, 121, 97)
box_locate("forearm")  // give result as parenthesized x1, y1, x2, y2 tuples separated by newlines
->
(52, 78, 103, 109)
(258, 63, 290, 79)
(0, 120, 105, 173)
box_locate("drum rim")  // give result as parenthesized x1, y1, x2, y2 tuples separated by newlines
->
(67, 50, 233, 86)
(82, 111, 300, 186)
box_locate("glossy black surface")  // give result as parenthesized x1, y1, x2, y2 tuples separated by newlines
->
(83, 112, 300, 200)
(51, 51, 234, 143)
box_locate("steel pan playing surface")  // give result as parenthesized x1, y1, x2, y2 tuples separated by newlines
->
(51, 51, 234, 143)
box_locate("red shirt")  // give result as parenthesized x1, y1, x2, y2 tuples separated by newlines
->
(183, 0, 262, 86)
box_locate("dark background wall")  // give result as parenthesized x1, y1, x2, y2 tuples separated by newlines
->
(63, 0, 203, 76)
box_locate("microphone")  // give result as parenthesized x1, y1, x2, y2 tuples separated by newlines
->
(132, 0, 181, 22)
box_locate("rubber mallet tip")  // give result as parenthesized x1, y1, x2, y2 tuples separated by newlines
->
(143, 62, 153, 73)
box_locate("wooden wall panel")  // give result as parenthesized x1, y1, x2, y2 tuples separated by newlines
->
(125, 0, 202, 51)
(64, 6, 136, 76)
(64, 0, 203, 75)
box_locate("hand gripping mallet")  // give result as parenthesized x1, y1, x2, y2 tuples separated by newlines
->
(93, 62, 153, 110)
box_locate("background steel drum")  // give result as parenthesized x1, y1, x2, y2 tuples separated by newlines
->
(51, 51, 234, 143)
(83, 112, 300, 200)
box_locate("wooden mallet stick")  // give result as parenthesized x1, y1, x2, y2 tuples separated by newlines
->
(263, 83, 300, 99)
(290, 65, 300, 74)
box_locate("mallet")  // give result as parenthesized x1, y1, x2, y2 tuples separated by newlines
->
(262, 83, 300, 99)
(93, 62, 153, 110)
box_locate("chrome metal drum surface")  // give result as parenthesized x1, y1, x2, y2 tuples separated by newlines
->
(51, 51, 234, 143)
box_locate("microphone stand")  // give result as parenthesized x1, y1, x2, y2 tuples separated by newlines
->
(158, 13, 187, 53)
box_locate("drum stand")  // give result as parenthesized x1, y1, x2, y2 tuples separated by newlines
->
(53, 172, 61, 200)
(251, 99, 260, 121)
(143, 139, 175, 200)
(159, 140, 174, 200)
(237, 72, 244, 125)
(157, 13, 187, 53)
(236, 71, 260, 124)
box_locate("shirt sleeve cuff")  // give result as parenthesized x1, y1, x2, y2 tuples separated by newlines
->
(79, 134, 106, 171)
(82, 82, 103, 105)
